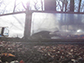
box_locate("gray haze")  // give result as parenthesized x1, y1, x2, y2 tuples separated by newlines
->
(0, 12, 84, 38)
(31, 12, 84, 34)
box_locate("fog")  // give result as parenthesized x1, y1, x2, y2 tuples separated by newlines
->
(0, 12, 84, 38)
(31, 12, 84, 35)
(0, 13, 25, 38)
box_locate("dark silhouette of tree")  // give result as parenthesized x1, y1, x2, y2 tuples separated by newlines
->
(70, 0, 74, 12)
(61, 0, 65, 12)
(57, 0, 68, 12)
(44, 0, 56, 11)
(82, 1, 84, 12)
(34, 0, 38, 10)
(41, 0, 44, 10)
(65, 0, 68, 12)
(78, 0, 82, 12)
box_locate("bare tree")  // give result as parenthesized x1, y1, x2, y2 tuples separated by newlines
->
(78, 0, 82, 12)
(70, 0, 74, 12)
(82, 1, 84, 12)
(13, 0, 16, 12)
(55, 0, 68, 12)
(65, 0, 68, 12)
(41, 0, 44, 11)
(34, 0, 38, 10)
(21, 2, 27, 10)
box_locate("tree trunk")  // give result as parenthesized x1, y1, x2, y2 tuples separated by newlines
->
(70, 0, 74, 12)
(65, 0, 68, 12)
(61, 2, 64, 12)
(24, 11, 32, 39)
(78, 0, 82, 12)
(44, 0, 56, 11)
(24, 2, 31, 39)
(41, 0, 43, 11)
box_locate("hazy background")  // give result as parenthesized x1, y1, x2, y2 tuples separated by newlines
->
(0, 12, 84, 38)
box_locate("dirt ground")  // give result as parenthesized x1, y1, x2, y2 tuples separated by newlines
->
(0, 41, 84, 63)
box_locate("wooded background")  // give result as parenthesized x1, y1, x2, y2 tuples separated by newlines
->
(0, 0, 84, 14)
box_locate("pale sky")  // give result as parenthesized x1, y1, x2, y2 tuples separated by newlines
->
(0, 0, 44, 14)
